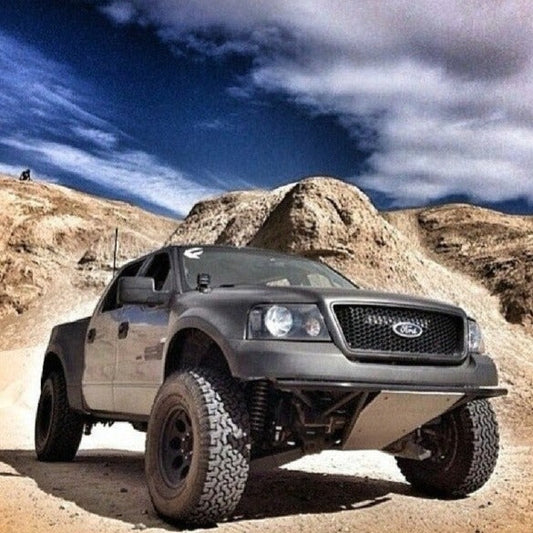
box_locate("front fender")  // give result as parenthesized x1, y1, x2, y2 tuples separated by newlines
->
(164, 312, 243, 377)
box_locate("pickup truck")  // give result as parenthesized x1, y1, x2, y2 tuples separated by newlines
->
(35, 245, 506, 525)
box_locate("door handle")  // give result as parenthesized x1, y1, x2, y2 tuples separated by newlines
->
(118, 321, 129, 339)
(87, 328, 96, 343)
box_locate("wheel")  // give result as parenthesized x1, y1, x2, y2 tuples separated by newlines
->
(35, 371, 84, 461)
(396, 399, 499, 497)
(145, 368, 250, 525)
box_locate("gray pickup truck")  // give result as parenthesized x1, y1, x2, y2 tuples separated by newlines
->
(35, 245, 506, 525)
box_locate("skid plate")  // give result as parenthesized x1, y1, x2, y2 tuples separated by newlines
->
(343, 391, 464, 450)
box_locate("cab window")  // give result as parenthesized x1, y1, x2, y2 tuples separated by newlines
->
(141, 252, 172, 291)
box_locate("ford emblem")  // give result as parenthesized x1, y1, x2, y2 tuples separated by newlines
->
(392, 322, 424, 338)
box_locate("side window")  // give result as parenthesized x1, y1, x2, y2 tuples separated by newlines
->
(307, 273, 334, 288)
(100, 259, 144, 313)
(143, 253, 172, 291)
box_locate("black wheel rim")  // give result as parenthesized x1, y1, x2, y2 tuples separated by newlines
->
(36, 382, 53, 446)
(159, 407, 194, 488)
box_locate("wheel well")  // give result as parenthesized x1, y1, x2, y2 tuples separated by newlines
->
(164, 329, 231, 378)
(41, 352, 64, 387)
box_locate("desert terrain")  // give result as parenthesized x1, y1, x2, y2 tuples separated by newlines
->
(0, 174, 532, 532)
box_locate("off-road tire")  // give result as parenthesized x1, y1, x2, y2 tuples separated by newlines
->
(145, 368, 250, 525)
(35, 371, 84, 461)
(396, 399, 499, 497)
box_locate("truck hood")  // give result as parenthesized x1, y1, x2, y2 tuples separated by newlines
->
(181, 285, 465, 316)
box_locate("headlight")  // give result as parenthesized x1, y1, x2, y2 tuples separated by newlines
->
(248, 304, 331, 340)
(264, 305, 293, 337)
(467, 319, 485, 354)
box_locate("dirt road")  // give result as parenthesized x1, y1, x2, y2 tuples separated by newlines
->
(1, 431, 532, 533)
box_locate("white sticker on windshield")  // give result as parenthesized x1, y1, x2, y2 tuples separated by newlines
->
(184, 247, 204, 259)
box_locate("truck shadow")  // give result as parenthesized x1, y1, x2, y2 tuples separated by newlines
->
(0, 449, 413, 529)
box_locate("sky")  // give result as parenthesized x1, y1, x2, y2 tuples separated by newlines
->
(0, 1, 532, 217)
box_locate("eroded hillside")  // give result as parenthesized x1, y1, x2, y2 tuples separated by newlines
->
(385, 205, 533, 332)
(0, 174, 178, 321)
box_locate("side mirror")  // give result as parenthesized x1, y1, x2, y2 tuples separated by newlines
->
(117, 277, 170, 306)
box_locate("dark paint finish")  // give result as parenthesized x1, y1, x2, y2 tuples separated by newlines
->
(40, 245, 505, 420)
(43, 317, 90, 412)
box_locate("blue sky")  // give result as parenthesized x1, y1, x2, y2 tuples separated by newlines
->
(1, 1, 532, 217)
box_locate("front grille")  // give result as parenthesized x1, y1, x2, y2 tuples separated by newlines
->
(333, 304, 464, 358)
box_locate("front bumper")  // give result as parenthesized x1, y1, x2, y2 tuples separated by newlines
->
(227, 339, 506, 395)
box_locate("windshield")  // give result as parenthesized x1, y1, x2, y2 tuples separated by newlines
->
(181, 247, 356, 290)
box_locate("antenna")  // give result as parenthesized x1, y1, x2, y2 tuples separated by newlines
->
(162, 223, 181, 248)
(112, 227, 119, 275)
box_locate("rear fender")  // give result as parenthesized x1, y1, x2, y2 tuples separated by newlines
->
(41, 317, 91, 413)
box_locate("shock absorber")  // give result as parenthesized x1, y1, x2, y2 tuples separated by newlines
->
(249, 380, 270, 440)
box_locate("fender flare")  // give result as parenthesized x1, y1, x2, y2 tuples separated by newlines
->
(164, 316, 237, 378)
(41, 343, 87, 413)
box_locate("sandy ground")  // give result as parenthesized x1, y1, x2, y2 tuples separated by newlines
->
(1, 289, 532, 533)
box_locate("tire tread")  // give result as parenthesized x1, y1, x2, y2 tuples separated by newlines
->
(35, 371, 83, 462)
(146, 368, 250, 525)
(396, 399, 499, 497)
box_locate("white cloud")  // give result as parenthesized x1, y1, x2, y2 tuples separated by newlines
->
(96, 0, 533, 208)
(194, 118, 232, 131)
(1, 136, 219, 216)
(0, 32, 108, 131)
(0, 29, 219, 216)
(100, 0, 137, 24)
(0, 163, 27, 178)
(71, 126, 118, 148)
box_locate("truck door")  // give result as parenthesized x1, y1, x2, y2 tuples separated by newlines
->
(113, 251, 173, 415)
(82, 258, 144, 412)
